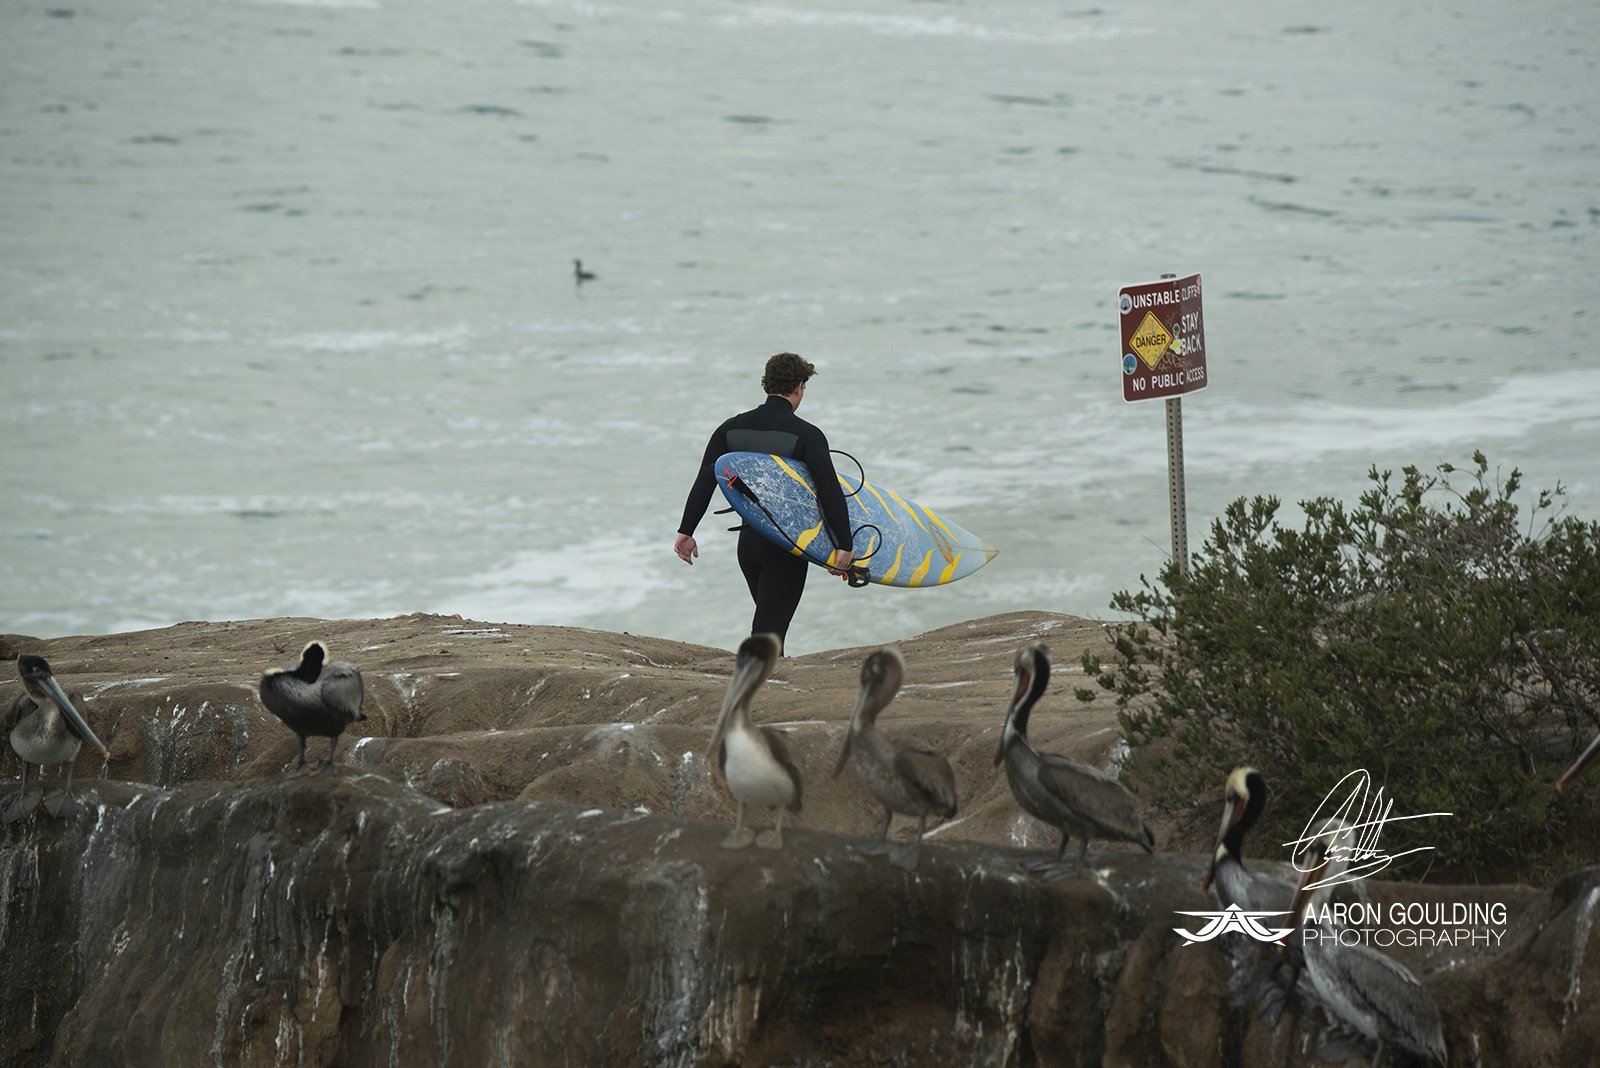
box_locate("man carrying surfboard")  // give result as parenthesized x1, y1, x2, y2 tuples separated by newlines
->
(674, 352, 855, 651)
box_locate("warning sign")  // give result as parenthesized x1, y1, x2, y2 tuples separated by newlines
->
(1129, 312, 1173, 368)
(1118, 274, 1207, 403)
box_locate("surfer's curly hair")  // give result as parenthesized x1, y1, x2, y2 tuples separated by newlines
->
(762, 352, 816, 397)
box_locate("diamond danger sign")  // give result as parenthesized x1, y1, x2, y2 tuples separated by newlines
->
(1118, 274, 1207, 403)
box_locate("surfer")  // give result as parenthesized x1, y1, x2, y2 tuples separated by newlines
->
(674, 352, 855, 651)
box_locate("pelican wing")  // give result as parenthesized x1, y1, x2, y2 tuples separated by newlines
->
(760, 726, 804, 813)
(4, 693, 28, 736)
(1333, 943, 1447, 1064)
(321, 662, 365, 724)
(1037, 753, 1153, 850)
(893, 744, 957, 818)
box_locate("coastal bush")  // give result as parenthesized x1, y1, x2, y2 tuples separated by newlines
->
(1077, 452, 1600, 884)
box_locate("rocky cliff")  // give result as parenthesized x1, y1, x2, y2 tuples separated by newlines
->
(1, 612, 1595, 1066)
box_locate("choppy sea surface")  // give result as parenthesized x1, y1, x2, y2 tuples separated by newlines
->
(4, 0, 1597, 656)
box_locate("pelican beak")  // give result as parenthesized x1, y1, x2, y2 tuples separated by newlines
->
(41, 675, 109, 758)
(1287, 856, 1321, 934)
(1201, 843, 1226, 894)
(1201, 792, 1246, 892)
(832, 685, 868, 780)
(993, 666, 1029, 767)
(1556, 733, 1600, 792)
(707, 647, 764, 762)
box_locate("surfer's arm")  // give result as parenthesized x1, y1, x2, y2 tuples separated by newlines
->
(803, 431, 855, 554)
(677, 423, 730, 537)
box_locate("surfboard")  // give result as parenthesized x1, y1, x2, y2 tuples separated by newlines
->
(713, 451, 998, 588)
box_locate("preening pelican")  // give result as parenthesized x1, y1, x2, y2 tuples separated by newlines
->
(831, 647, 957, 871)
(1290, 822, 1448, 1067)
(259, 641, 366, 773)
(6, 654, 108, 822)
(994, 642, 1154, 878)
(707, 633, 803, 849)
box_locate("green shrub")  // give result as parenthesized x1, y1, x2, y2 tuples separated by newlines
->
(1078, 452, 1600, 884)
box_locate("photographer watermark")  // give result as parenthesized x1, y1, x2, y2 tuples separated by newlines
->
(1177, 768, 1510, 948)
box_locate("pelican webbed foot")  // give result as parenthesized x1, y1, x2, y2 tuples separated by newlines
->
(851, 838, 891, 856)
(721, 827, 756, 849)
(889, 842, 922, 871)
(6, 788, 42, 824)
(42, 790, 77, 819)
(754, 828, 785, 849)
(1037, 860, 1083, 882)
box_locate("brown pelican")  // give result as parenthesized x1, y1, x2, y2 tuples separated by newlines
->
(994, 642, 1154, 878)
(830, 647, 957, 871)
(259, 641, 366, 773)
(1203, 766, 1311, 1022)
(707, 633, 802, 849)
(1203, 767, 1293, 913)
(6, 654, 109, 822)
(1557, 731, 1600, 791)
(1290, 822, 1448, 1067)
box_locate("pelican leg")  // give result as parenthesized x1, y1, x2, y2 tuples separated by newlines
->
(6, 762, 41, 823)
(319, 735, 340, 774)
(755, 807, 785, 849)
(720, 802, 755, 849)
(283, 735, 310, 776)
(1032, 833, 1086, 881)
(853, 809, 893, 856)
(1022, 832, 1074, 874)
(889, 814, 927, 871)
(43, 761, 77, 819)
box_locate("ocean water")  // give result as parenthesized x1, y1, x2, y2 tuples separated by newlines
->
(3, 0, 1597, 656)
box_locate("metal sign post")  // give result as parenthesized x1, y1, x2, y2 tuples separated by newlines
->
(1117, 272, 1207, 579)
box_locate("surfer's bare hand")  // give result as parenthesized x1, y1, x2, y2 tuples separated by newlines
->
(829, 550, 855, 577)
(674, 534, 699, 565)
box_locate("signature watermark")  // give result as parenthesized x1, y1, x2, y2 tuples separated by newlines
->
(1285, 768, 1452, 890)
(1179, 768, 1509, 949)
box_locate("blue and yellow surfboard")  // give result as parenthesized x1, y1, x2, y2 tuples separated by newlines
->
(713, 451, 998, 588)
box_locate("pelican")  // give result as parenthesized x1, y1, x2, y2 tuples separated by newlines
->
(1557, 731, 1600, 791)
(707, 633, 802, 849)
(6, 654, 109, 822)
(573, 258, 596, 283)
(1203, 767, 1293, 913)
(994, 642, 1154, 878)
(830, 647, 957, 871)
(259, 641, 366, 773)
(1290, 822, 1448, 1067)
(1204, 766, 1311, 1022)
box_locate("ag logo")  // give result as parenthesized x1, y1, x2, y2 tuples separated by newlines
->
(1173, 905, 1296, 946)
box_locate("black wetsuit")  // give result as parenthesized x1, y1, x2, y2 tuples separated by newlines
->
(678, 395, 853, 648)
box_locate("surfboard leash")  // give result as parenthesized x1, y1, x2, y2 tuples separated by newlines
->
(718, 465, 875, 588)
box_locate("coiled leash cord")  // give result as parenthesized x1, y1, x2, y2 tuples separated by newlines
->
(715, 451, 879, 588)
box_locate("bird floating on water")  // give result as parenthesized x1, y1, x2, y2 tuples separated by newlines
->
(1289, 820, 1448, 1068)
(259, 641, 366, 773)
(994, 642, 1154, 879)
(707, 632, 802, 849)
(831, 647, 957, 871)
(573, 258, 596, 283)
(6, 654, 108, 822)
